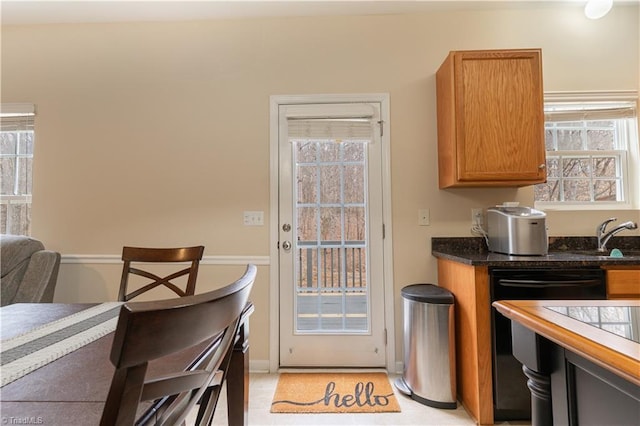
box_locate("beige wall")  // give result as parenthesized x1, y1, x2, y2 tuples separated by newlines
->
(2, 4, 639, 367)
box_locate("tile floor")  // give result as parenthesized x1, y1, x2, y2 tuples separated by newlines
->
(189, 373, 532, 426)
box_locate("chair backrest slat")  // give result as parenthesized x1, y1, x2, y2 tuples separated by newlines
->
(118, 246, 205, 302)
(101, 264, 256, 426)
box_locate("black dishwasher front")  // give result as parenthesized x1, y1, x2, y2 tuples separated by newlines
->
(490, 267, 607, 421)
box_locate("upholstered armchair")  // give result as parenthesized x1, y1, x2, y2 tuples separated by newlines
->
(1, 234, 61, 306)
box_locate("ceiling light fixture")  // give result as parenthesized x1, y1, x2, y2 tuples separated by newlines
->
(584, 0, 613, 19)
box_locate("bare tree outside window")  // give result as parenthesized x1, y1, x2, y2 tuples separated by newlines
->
(295, 139, 367, 294)
(534, 99, 637, 207)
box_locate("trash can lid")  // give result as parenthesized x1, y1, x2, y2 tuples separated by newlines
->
(401, 284, 454, 304)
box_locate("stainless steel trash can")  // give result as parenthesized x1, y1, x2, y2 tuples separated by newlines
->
(395, 284, 456, 409)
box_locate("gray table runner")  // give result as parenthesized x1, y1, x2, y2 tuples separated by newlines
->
(0, 302, 123, 386)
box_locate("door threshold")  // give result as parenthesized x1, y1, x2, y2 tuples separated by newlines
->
(277, 367, 390, 374)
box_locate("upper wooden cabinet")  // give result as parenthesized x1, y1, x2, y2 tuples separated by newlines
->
(436, 49, 546, 188)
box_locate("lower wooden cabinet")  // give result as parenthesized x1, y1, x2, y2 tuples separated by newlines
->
(605, 267, 640, 299)
(435, 260, 639, 424)
(436, 258, 494, 424)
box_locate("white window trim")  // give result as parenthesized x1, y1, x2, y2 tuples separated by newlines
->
(535, 91, 639, 211)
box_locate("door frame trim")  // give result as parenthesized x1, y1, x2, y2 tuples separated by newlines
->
(268, 93, 395, 372)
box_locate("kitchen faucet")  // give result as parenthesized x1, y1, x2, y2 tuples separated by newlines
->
(596, 217, 638, 252)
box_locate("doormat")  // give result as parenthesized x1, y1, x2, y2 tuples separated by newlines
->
(270, 372, 401, 414)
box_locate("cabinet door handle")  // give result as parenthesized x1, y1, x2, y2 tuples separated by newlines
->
(538, 163, 546, 169)
(499, 279, 601, 287)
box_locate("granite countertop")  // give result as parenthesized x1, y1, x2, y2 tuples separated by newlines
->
(432, 236, 640, 267)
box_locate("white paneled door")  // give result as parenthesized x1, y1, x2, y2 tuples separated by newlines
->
(276, 99, 388, 367)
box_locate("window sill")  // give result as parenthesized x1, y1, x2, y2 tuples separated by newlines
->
(535, 202, 637, 211)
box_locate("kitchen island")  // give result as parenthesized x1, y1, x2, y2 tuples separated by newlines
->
(492, 300, 640, 426)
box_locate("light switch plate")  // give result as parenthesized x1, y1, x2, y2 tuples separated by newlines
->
(243, 211, 264, 226)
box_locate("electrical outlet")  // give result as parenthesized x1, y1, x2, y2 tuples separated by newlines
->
(418, 209, 430, 226)
(471, 208, 483, 227)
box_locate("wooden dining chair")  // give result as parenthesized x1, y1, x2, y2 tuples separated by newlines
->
(118, 246, 205, 302)
(100, 264, 257, 426)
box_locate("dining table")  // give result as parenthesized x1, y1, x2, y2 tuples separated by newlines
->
(0, 301, 254, 425)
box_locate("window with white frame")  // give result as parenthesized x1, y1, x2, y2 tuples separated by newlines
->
(534, 94, 639, 209)
(1, 104, 35, 235)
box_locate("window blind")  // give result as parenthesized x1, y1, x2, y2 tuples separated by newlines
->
(287, 118, 374, 140)
(544, 102, 636, 122)
(285, 103, 377, 140)
(1, 103, 35, 131)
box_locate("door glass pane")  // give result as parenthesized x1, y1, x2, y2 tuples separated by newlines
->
(291, 134, 370, 334)
(319, 165, 340, 204)
(344, 206, 365, 241)
(344, 164, 364, 203)
(296, 165, 317, 203)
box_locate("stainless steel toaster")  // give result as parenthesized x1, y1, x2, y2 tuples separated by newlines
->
(487, 206, 548, 255)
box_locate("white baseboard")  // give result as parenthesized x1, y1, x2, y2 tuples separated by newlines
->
(249, 359, 271, 373)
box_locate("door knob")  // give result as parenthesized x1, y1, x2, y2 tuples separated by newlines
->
(282, 241, 292, 251)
